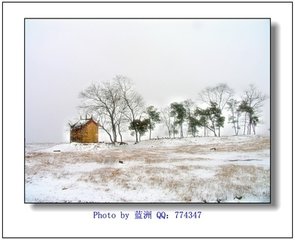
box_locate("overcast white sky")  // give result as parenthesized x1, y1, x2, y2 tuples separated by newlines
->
(25, 19, 270, 143)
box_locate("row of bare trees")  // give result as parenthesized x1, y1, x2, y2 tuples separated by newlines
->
(79, 75, 161, 144)
(161, 84, 267, 138)
(78, 75, 268, 143)
(226, 85, 268, 135)
(80, 75, 142, 143)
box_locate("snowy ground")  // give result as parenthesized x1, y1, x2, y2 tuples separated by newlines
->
(25, 135, 270, 203)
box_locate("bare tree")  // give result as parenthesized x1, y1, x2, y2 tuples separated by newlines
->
(116, 107, 129, 143)
(170, 102, 187, 138)
(79, 81, 123, 143)
(240, 84, 268, 135)
(243, 84, 268, 112)
(97, 114, 116, 143)
(183, 99, 198, 137)
(114, 75, 145, 143)
(79, 75, 145, 143)
(161, 107, 173, 138)
(145, 106, 161, 140)
(227, 98, 241, 135)
(195, 102, 225, 137)
(199, 83, 234, 110)
(199, 83, 234, 136)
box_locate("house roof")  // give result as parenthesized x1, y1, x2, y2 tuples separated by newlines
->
(70, 118, 97, 130)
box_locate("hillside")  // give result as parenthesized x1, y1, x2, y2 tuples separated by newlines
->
(25, 135, 270, 203)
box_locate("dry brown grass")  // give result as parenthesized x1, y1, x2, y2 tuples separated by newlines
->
(25, 136, 270, 202)
(210, 164, 270, 200)
(77, 167, 123, 184)
(210, 137, 270, 152)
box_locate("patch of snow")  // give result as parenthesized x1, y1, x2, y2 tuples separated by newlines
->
(25, 136, 270, 203)
(25, 143, 58, 152)
(64, 162, 107, 173)
(37, 143, 107, 153)
(133, 135, 265, 148)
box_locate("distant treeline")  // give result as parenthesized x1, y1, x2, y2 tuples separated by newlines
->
(78, 75, 268, 143)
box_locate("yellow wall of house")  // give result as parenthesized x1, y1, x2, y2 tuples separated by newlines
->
(81, 122, 98, 143)
(70, 121, 98, 143)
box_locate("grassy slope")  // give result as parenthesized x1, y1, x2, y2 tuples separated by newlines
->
(25, 135, 270, 203)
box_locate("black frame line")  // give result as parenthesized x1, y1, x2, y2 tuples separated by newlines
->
(24, 18, 26, 205)
(1, 2, 3, 240)
(291, 2, 293, 239)
(24, 17, 271, 205)
(1, 1, 294, 3)
(2, 1, 292, 239)
(25, 17, 271, 19)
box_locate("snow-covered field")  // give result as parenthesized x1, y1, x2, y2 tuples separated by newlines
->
(25, 135, 270, 203)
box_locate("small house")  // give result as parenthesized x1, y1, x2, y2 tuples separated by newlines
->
(70, 117, 99, 143)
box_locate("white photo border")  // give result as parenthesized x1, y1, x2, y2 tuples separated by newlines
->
(2, 1, 293, 238)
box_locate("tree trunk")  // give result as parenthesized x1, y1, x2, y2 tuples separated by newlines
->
(234, 118, 238, 135)
(101, 127, 113, 143)
(135, 130, 139, 143)
(165, 124, 171, 138)
(233, 124, 237, 135)
(112, 124, 117, 143)
(149, 128, 152, 140)
(243, 113, 247, 135)
(237, 118, 240, 135)
(248, 114, 253, 135)
(117, 124, 123, 143)
(180, 123, 184, 138)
